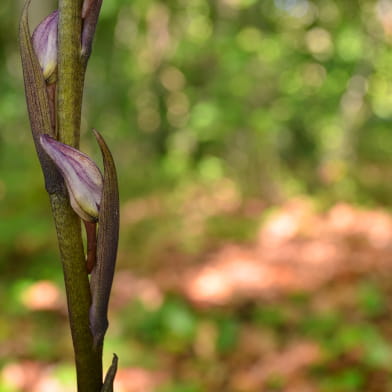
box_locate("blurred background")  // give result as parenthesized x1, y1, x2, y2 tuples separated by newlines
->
(2, 0, 392, 390)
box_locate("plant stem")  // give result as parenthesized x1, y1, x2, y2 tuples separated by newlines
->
(58, 0, 84, 148)
(53, 0, 103, 390)
(50, 192, 103, 391)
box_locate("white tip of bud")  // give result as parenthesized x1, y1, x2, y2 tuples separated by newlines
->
(32, 10, 58, 83)
(40, 135, 103, 222)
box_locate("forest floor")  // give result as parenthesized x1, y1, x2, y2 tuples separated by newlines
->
(3, 198, 392, 392)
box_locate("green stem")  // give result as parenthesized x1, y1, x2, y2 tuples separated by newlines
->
(53, 0, 103, 390)
(58, 0, 84, 148)
(50, 192, 103, 391)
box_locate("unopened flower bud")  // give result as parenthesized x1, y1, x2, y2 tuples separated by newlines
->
(32, 10, 58, 83)
(40, 135, 103, 222)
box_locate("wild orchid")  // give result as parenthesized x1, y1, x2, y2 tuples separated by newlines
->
(19, 1, 119, 390)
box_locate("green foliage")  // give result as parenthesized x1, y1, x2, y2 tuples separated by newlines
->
(125, 297, 197, 352)
(71, 0, 392, 202)
(358, 281, 387, 318)
(157, 382, 203, 392)
(253, 305, 288, 328)
(300, 311, 342, 339)
(215, 317, 239, 354)
(319, 368, 366, 392)
(206, 214, 258, 243)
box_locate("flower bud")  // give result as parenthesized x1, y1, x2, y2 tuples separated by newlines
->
(32, 10, 58, 83)
(40, 135, 103, 222)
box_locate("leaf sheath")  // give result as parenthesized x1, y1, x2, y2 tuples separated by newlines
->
(89, 130, 120, 348)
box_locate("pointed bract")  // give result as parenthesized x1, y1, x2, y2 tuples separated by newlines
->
(32, 10, 58, 83)
(19, 0, 60, 193)
(82, 0, 95, 18)
(81, 0, 103, 60)
(40, 135, 103, 222)
(101, 354, 118, 392)
(89, 130, 119, 349)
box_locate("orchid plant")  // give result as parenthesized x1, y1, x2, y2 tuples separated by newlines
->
(19, 0, 119, 391)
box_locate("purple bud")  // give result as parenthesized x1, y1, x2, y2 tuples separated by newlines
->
(32, 10, 58, 83)
(40, 135, 103, 222)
